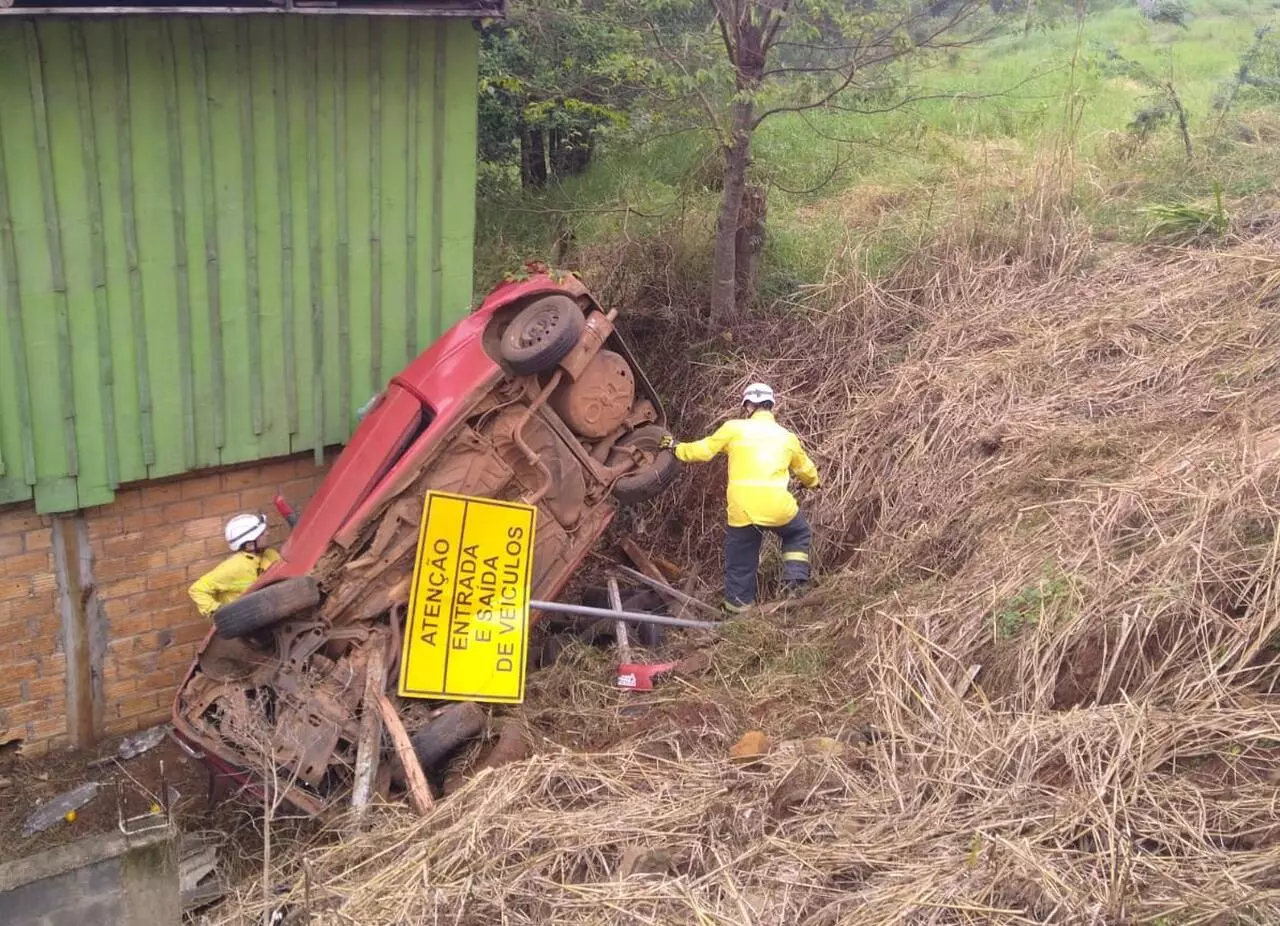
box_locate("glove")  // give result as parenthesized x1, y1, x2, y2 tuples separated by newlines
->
(659, 434, 675, 450)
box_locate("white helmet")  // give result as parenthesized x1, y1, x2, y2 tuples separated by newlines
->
(742, 382, 775, 406)
(225, 513, 268, 552)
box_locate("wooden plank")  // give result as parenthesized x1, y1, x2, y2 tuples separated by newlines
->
(376, 694, 432, 816)
(350, 637, 386, 819)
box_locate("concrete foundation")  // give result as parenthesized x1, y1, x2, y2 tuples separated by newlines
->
(0, 825, 179, 926)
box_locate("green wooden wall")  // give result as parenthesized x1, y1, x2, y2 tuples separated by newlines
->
(0, 15, 479, 513)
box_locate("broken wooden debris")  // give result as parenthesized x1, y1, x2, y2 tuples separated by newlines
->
(350, 635, 388, 817)
(376, 695, 434, 816)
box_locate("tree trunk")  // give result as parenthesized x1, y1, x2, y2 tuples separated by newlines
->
(710, 101, 754, 323)
(734, 184, 766, 311)
(520, 125, 547, 190)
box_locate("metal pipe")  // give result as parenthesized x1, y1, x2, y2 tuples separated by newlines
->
(514, 371, 561, 506)
(613, 566, 721, 618)
(530, 599, 721, 632)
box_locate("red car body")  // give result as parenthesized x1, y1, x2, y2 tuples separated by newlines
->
(169, 271, 666, 805)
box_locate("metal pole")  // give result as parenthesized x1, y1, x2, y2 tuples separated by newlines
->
(529, 599, 721, 632)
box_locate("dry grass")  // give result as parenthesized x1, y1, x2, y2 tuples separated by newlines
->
(207, 203, 1280, 924)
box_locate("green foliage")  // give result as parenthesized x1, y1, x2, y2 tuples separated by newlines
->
(1143, 181, 1229, 243)
(995, 562, 1072, 640)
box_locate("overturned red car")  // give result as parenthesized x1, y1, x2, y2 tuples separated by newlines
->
(171, 269, 677, 814)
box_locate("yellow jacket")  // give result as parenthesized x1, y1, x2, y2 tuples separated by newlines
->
(674, 411, 821, 527)
(188, 549, 282, 617)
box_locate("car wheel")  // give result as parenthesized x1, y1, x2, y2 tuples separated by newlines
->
(410, 702, 487, 772)
(213, 577, 321, 639)
(609, 424, 681, 506)
(500, 296, 585, 375)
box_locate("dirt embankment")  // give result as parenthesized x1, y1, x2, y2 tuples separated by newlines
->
(212, 217, 1280, 924)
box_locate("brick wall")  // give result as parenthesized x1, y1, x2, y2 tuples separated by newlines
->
(0, 452, 333, 755)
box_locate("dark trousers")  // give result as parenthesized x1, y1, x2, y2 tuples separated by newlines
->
(723, 511, 812, 611)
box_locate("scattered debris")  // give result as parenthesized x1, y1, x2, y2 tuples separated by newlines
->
(616, 846, 676, 879)
(180, 830, 228, 913)
(729, 731, 771, 766)
(22, 781, 100, 837)
(87, 724, 171, 768)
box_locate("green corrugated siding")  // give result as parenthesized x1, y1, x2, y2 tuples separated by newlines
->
(0, 15, 479, 513)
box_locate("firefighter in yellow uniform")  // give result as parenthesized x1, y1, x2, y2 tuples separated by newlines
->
(188, 513, 281, 618)
(662, 383, 821, 613)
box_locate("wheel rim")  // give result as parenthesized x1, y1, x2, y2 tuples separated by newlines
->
(516, 309, 556, 348)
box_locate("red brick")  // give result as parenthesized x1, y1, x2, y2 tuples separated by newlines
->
(0, 577, 32, 600)
(85, 511, 124, 538)
(22, 675, 65, 700)
(169, 620, 212, 647)
(201, 492, 242, 517)
(28, 717, 67, 741)
(101, 531, 148, 558)
(221, 468, 268, 491)
(183, 516, 224, 541)
(30, 572, 57, 595)
(23, 528, 52, 551)
(161, 499, 203, 522)
(159, 643, 201, 668)
(152, 604, 196, 631)
(136, 481, 186, 507)
(100, 576, 147, 600)
(4, 551, 53, 577)
(0, 659, 38, 680)
(179, 472, 224, 501)
(113, 692, 159, 719)
(145, 567, 190, 591)
(115, 650, 161, 676)
(0, 510, 50, 534)
(107, 488, 143, 510)
(119, 506, 168, 532)
(106, 607, 154, 638)
(0, 535, 22, 557)
(167, 539, 209, 568)
(1, 594, 55, 621)
(19, 738, 51, 757)
(105, 677, 140, 697)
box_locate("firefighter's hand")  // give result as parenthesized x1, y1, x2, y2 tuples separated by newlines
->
(659, 434, 675, 450)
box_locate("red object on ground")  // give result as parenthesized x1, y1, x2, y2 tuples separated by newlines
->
(615, 662, 678, 691)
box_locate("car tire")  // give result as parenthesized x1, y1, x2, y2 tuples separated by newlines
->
(410, 702, 487, 772)
(500, 296, 585, 375)
(609, 424, 681, 506)
(213, 577, 321, 639)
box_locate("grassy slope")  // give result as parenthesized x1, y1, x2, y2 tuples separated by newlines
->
(475, 0, 1280, 295)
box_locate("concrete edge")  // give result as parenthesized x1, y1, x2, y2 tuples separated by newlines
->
(0, 824, 177, 893)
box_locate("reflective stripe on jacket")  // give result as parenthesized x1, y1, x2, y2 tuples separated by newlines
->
(188, 549, 282, 617)
(674, 410, 820, 528)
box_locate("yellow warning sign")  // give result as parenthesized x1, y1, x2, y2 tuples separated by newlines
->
(397, 491, 536, 704)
